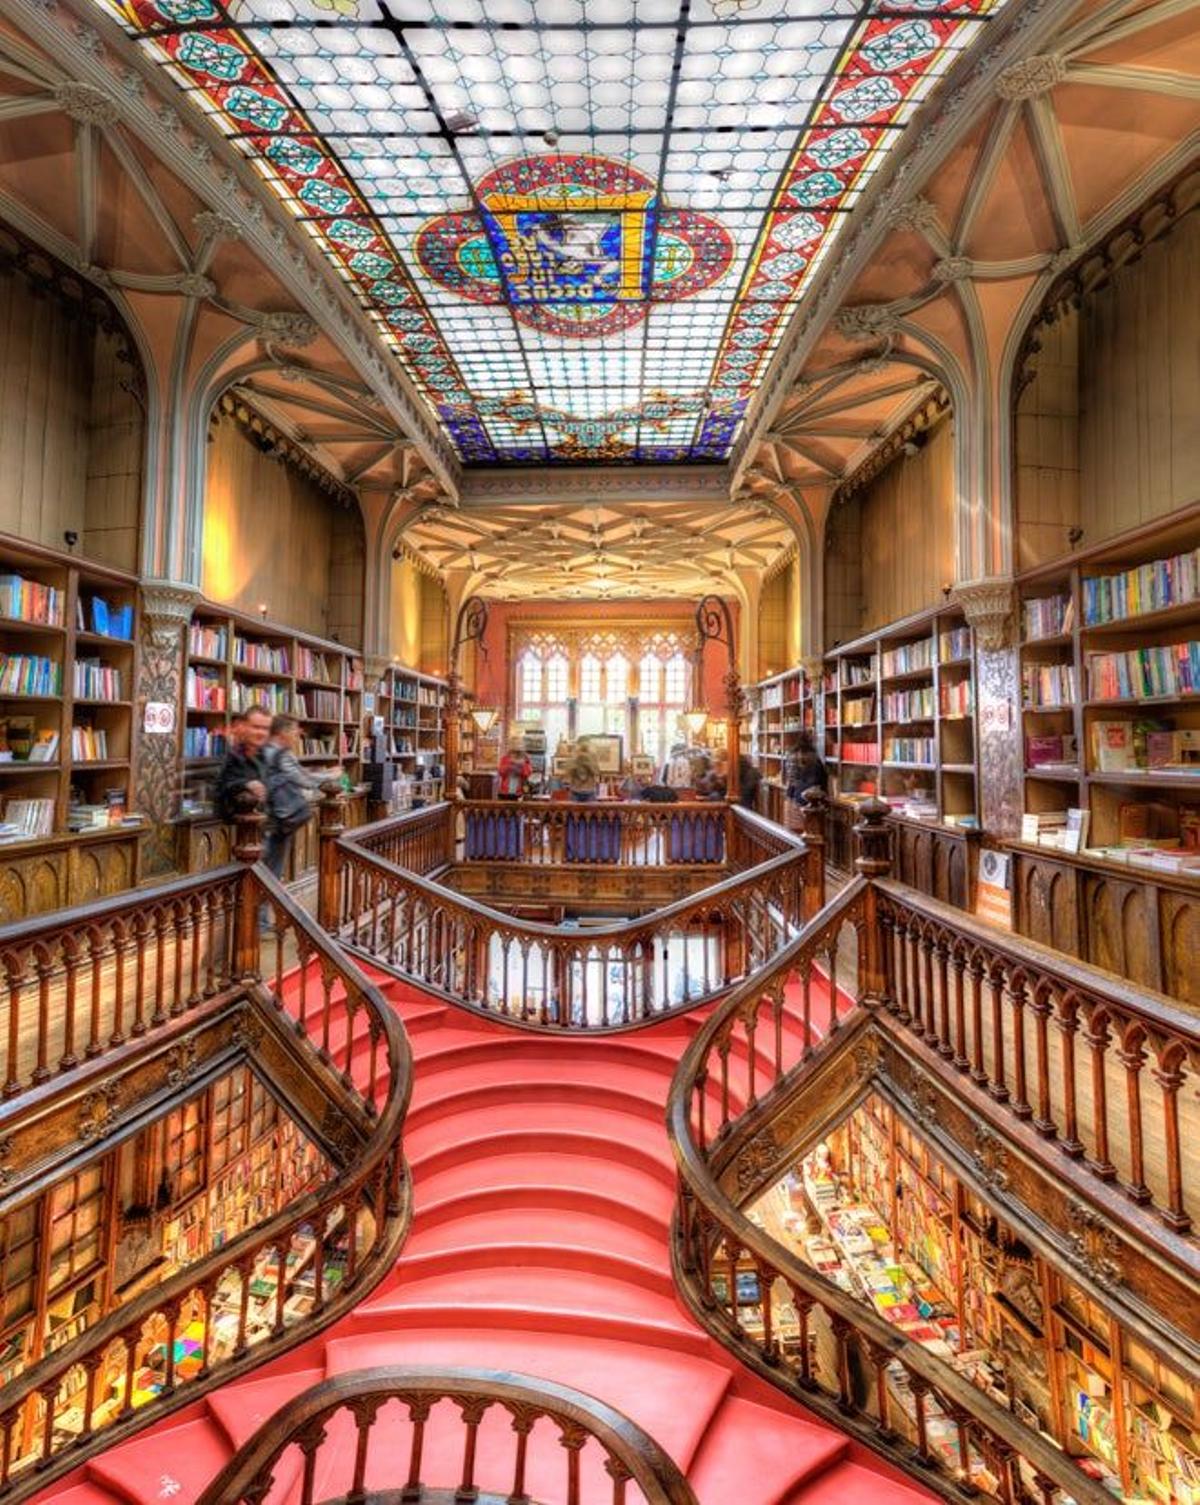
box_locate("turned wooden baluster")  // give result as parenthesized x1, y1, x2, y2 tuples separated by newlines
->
(85, 924, 106, 1058)
(935, 934, 953, 1056)
(403, 1395, 432, 1498)
(32, 941, 54, 1084)
(1056, 998, 1085, 1157)
(1083, 1013, 1117, 1179)
(988, 963, 1009, 1102)
(562, 1422, 587, 1505)
(456, 1396, 489, 1500)
(170, 898, 188, 1016)
(950, 947, 969, 1071)
(1154, 1045, 1191, 1232)
(152, 905, 170, 1026)
(297, 1417, 328, 1505)
(919, 931, 936, 1046)
(59, 932, 81, 1071)
(1118, 1027, 1152, 1204)
(1009, 972, 1032, 1119)
(907, 1373, 933, 1469)
(867, 1342, 894, 1439)
(1031, 984, 1056, 1137)
(3, 953, 26, 1097)
(830, 1314, 855, 1415)
(968, 954, 987, 1084)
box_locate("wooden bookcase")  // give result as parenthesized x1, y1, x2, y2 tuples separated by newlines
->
(0, 535, 141, 918)
(748, 665, 818, 822)
(823, 604, 978, 832)
(364, 661, 448, 806)
(1011, 506, 1200, 1000)
(181, 602, 363, 788)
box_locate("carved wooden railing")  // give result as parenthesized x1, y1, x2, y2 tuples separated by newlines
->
(197, 1366, 698, 1505)
(666, 880, 1115, 1505)
(875, 880, 1200, 1237)
(461, 798, 731, 867)
(0, 866, 244, 1099)
(0, 862, 413, 1500)
(332, 834, 809, 1030)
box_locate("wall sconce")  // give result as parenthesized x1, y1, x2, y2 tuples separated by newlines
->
(258, 603, 269, 620)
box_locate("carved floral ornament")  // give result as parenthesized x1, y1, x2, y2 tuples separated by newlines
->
(994, 53, 1068, 101)
(1066, 1200, 1124, 1288)
(951, 578, 1016, 653)
(143, 582, 201, 650)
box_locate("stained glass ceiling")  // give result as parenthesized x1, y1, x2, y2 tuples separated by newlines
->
(95, 0, 1007, 465)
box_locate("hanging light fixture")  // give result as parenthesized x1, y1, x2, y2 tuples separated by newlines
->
(469, 706, 499, 735)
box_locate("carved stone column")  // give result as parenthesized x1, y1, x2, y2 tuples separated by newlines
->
(951, 577, 1021, 839)
(137, 582, 200, 878)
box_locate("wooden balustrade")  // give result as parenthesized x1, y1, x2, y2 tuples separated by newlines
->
(666, 884, 1114, 1505)
(333, 830, 810, 1030)
(0, 863, 413, 1501)
(460, 798, 732, 867)
(197, 1366, 698, 1505)
(347, 801, 454, 876)
(874, 881, 1200, 1236)
(0, 868, 243, 1099)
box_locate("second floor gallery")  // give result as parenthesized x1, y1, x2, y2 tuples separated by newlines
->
(0, 0, 1194, 1501)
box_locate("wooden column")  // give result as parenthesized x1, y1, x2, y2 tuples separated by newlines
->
(317, 785, 347, 933)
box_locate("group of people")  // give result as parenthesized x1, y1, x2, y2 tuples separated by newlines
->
(214, 706, 334, 896)
(494, 727, 826, 812)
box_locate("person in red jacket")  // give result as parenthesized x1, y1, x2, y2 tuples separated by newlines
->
(497, 739, 532, 799)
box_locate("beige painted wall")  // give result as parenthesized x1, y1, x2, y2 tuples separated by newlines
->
(0, 264, 141, 570)
(202, 415, 364, 644)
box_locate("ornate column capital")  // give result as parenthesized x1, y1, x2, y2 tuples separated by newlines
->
(142, 581, 200, 649)
(950, 577, 1015, 652)
(363, 654, 391, 685)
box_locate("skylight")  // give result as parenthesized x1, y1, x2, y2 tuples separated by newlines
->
(95, 0, 1005, 464)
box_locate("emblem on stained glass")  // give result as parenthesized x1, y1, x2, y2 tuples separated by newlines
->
(265, 138, 324, 178)
(223, 86, 287, 133)
(298, 179, 352, 215)
(828, 76, 903, 123)
(176, 32, 245, 81)
(475, 390, 709, 461)
(415, 154, 733, 340)
(862, 21, 939, 72)
(808, 128, 871, 170)
(790, 172, 845, 208)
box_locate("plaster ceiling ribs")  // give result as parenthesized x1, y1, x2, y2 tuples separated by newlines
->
(742, 0, 1200, 522)
(0, 1, 460, 498)
(399, 500, 795, 603)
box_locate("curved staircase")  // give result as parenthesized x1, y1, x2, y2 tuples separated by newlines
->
(43, 971, 934, 1505)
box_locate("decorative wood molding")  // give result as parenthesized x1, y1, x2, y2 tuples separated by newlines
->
(950, 577, 1016, 652)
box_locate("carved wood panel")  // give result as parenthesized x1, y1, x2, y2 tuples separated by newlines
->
(1082, 874, 1161, 993)
(1160, 888, 1200, 1005)
(1013, 853, 1081, 959)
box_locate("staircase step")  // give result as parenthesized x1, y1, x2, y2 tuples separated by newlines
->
(85, 1416, 231, 1505)
(687, 1395, 848, 1504)
(206, 1365, 327, 1450)
(403, 1197, 670, 1266)
(779, 1458, 937, 1504)
(324, 1326, 733, 1474)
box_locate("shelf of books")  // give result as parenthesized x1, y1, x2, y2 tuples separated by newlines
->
(0, 536, 142, 869)
(181, 603, 363, 814)
(1016, 506, 1200, 877)
(749, 665, 818, 818)
(365, 661, 448, 807)
(823, 605, 979, 833)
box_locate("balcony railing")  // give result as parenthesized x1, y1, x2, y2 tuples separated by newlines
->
(197, 1366, 699, 1505)
(0, 860, 413, 1500)
(328, 802, 815, 1029)
(665, 802, 1199, 1504)
(460, 797, 731, 867)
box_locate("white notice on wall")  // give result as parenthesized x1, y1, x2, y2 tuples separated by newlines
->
(144, 700, 176, 735)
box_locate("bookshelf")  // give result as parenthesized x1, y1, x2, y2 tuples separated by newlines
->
(0, 535, 142, 917)
(181, 602, 363, 798)
(364, 661, 448, 807)
(1017, 506, 1200, 860)
(749, 665, 818, 820)
(823, 605, 978, 831)
(1011, 506, 1200, 1000)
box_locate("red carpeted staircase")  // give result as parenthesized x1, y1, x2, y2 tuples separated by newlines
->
(44, 973, 933, 1505)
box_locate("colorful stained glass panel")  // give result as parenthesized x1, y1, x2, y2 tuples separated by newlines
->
(91, 0, 1008, 463)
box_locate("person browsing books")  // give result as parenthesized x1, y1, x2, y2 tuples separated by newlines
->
(215, 706, 270, 820)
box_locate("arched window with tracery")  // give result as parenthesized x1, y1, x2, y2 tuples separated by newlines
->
(514, 639, 570, 752)
(638, 647, 690, 767)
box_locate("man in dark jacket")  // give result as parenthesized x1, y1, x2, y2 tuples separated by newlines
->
(215, 706, 270, 820)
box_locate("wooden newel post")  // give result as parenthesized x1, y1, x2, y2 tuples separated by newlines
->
(318, 783, 347, 933)
(801, 786, 827, 919)
(854, 796, 892, 1007)
(232, 796, 264, 979)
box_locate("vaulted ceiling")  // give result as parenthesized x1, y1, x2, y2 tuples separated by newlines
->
(0, 0, 1194, 605)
